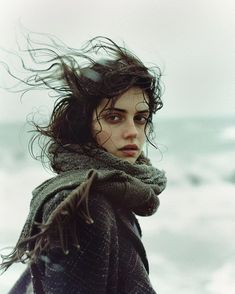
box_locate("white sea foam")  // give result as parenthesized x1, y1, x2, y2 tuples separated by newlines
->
(141, 183, 235, 294)
(221, 126, 235, 141)
(205, 262, 235, 294)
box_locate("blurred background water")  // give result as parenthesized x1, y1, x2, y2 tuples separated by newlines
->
(1, 115, 234, 293)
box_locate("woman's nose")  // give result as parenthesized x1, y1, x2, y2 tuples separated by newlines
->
(122, 120, 138, 139)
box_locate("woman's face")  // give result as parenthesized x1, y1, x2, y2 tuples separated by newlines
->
(92, 87, 150, 164)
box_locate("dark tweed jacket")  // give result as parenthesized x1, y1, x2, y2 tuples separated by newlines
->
(9, 189, 157, 294)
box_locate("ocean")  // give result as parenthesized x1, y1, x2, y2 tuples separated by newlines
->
(0, 116, 235, 293)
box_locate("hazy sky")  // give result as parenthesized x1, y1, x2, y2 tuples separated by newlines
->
(0, 0, 234, 121)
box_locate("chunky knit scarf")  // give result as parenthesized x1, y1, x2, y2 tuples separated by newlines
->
(1, 142, 166, 270)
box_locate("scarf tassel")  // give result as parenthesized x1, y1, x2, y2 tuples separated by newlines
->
(0, 170, 98, 271)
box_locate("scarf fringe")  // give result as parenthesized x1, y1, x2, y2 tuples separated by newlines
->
(0, 170, 97, 271)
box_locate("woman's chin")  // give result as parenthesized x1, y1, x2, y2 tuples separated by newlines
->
(121, 157, 137, 164)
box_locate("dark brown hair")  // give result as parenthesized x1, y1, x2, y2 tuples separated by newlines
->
(3, 34, 164, 167)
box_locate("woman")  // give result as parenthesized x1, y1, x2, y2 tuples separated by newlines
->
(1, 35, 167, 293)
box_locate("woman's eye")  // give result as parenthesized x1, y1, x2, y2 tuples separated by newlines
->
(105, 114, 122, 123)
(104, 113, 148, 125)
(135, 115, 148, 124)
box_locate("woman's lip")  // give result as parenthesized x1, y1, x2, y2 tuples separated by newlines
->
(120, 149, 138, 157)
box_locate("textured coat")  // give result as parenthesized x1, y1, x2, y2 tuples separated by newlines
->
(9, 189, 157, 294)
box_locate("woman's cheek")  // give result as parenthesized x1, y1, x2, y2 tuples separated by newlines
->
(96, 129, 112, 146)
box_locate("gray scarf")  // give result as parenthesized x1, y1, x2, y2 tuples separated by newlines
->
(1, 142, 166, 269)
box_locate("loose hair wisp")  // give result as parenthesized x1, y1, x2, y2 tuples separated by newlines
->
(2, 34, 164, 168)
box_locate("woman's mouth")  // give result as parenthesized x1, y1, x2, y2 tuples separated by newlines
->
(119, 144, 139, 157)
(120, 149, 138, 157)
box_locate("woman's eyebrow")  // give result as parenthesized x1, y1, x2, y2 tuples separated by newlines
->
(104, 107, 150, 114)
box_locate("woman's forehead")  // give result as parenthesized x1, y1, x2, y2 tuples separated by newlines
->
(98, 87, 149, 113)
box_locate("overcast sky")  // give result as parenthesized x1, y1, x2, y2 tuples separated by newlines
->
(0, 0, 234, 122)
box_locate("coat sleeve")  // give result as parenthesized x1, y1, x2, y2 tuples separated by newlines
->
(37, 191, 119, 294)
